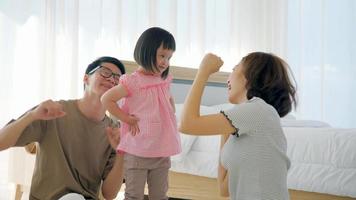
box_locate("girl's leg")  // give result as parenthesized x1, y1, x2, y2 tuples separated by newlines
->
(147, 157, 171, 200)
(124, 168, 147, 200)
(124, 154, 148, 200)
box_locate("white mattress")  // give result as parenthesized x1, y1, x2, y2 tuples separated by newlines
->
(171, 126, 356, 198)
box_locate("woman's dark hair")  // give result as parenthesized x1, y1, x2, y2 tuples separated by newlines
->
(242, 52, 297, 117)
(86, 56, 125, 75)
(134, 27, 175, 79)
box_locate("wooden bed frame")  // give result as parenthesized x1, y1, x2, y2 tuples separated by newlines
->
(14, 62, 355, 200)
(122, 60, 229, 83)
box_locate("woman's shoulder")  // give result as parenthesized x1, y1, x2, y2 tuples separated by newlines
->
(230, 97, 262, 111)
(227, 97, 277, 117)
(246, 97, 270, 109)
(249, 97, 280, 118)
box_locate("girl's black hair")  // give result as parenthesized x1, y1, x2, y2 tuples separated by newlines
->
(134, 27, 175, 79)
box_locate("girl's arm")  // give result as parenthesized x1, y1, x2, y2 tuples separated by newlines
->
(218, 134, 229, 197)
(101, 85, 131, 124)
(179, 54, 235, 136)
(101, 85, 140, 135)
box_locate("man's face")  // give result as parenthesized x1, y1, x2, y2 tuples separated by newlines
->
(84, 62, 122, 96)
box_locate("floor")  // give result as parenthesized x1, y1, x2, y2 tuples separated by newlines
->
(118, 192, 187, 200)
(0, 151, 187, 200)
(8, 187, 187, 200)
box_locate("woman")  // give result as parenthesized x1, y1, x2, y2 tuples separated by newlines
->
(179, 52, 296, 200)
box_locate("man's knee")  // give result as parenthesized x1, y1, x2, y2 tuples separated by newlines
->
(58, 193, 86, 200)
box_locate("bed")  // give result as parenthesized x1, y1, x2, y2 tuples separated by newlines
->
(12, 61, 356, 200)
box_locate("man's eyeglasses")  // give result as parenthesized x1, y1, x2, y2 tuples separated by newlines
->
(88, 65, 121, 84)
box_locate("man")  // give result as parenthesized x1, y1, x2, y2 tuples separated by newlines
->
(0, 57, 125, 200)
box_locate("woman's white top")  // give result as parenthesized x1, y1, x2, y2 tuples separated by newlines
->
(220, 97, 290, 200)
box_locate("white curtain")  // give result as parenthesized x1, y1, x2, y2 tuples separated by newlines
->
(0, 0, 355, 195)
(0, 0, 289, 125)
(287, 0, 356, 128)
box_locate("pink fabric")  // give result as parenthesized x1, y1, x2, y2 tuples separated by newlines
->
(117, 71, 181, 157)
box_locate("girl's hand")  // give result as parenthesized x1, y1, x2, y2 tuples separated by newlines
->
(198, 53, 224, 75)
(126, 115, 140, 136)
(30, 100, 66, 121)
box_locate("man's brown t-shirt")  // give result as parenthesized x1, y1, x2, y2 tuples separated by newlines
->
(15, 100, 116, 200)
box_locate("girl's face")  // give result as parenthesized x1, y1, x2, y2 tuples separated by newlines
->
(155, 44, 174, 74)
(227, 62, 248, 104)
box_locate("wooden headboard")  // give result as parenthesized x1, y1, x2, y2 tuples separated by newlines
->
(122, 61, 230, 105)
(122, 61, 229, 83)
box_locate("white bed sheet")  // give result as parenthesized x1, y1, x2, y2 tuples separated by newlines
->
(171, 126, 356, 198)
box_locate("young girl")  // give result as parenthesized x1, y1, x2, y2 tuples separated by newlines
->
(101, 27, 181, 200)
(179, 53, 296, 200)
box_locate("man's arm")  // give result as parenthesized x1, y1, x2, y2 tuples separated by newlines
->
(0, 100, 65, 151)
(101, 126, 124, 199)
(0, 112, 35, 151)
(101, 154, 124, 200)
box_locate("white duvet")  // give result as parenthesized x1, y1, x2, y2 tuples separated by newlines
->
(286, 127, 356, 198)
(172, 104, 356, 198)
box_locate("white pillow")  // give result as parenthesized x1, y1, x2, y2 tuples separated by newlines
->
(281, 119, 331, 128)
(210, 103, 234, 113)
(200, 105, 221, 115)
(174, 103, 184, 122)
(281, 113, 296, 120)
(205, 103, 330, 128)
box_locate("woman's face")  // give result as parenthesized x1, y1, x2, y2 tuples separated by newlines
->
(227, 63, 247, 104)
